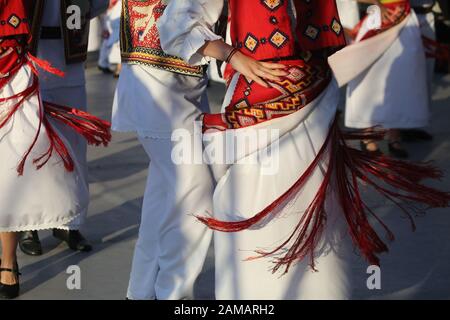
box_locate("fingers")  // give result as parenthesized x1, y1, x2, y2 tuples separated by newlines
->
(255, 68, 282, 82)
(252, 75, 270, 88)
(254, 63, 290, 82)
(260, 62, 290, 76)
(260, 62, 287, 69)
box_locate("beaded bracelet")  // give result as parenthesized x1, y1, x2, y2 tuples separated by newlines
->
(225, 47, 239, 63)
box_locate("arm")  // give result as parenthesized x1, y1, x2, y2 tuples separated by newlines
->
(158, 0, 224, 66)
(159, 0, 287, 88)
(199, 40, 288, 88)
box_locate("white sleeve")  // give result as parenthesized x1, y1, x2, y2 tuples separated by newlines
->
(158, 0, 225, 66)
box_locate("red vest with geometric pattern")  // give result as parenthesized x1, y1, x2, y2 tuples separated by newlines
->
(229, 0, 346, 60)
(0, 0, 29, 39)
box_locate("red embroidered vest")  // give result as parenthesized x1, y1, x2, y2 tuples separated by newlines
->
(0, 0, 30, 39)
(120, 0, 204, 77)
(229, 0, 346, 60)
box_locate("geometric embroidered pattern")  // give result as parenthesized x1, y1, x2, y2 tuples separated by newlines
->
(8, 15, 21, 28)
(120, 0, 204, 77)
(244, 33, 259, 52)
(202, 59, 332, 131)
(331, 18, 342, 36)
(269, 30, 288, 48)
(261, 0, 283, 11)
(304, 25, 320, 40)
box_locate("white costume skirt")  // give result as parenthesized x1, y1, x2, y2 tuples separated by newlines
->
(345, 12, 430, 129)
(205, 78, 351, 300)
(0, 65, 89, 232)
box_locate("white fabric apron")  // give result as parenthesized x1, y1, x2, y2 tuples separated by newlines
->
(344, 12, 429, 129)
(206, 77, 351, 300)
(0, 65, 89, 232)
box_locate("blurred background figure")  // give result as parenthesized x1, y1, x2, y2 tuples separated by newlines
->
(435, 0, 450, 73)
(337, 0, 361, 40)
(98, 0, 122, 77)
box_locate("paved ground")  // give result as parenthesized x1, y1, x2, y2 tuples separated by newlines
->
(15, 67, 450, 300)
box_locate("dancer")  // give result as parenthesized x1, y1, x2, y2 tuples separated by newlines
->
(160, 0, 450, 299)
(341, 0, 429, 158)
(401, 0, 436, 141)
(0, 0, 111, 299)
(98, 0, 122, 77)
(18, 0, 109, 256)
(112, 0, 213, 300)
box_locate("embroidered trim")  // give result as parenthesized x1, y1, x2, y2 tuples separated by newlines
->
(120, 0, 204, 78)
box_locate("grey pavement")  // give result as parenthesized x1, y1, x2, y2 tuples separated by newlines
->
(15, 67, 450, 300)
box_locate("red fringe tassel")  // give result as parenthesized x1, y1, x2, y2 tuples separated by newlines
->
(1, 54, 111, 175)
(422, 36, 450, 62)
(196, 116, 450, 274)
(43, 102, 112, 147)
(26, 53, 66, 78)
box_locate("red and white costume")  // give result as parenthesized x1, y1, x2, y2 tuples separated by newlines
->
(160, 0, 450, 299)
(0, 0, 111, 232)
(335, 1, 430, 129)
(112, 0, 213, 300)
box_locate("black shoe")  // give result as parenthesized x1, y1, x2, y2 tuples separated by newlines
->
(360, 140, 383, 156)
(388, 142, 409, 159)
(52, 229, 92, 252)
(19, 231, 43, 256)
(98, 66, 113, 74)
(0, 260, 21, 300)
(401, 129, 433, 142)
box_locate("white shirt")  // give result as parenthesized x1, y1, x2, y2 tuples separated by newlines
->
(158, 0, 224, 66)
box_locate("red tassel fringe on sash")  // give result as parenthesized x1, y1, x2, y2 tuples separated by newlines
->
(422, 36, 450, 62)
(196, 116, 450, 274)
(0, 53, 111, 175)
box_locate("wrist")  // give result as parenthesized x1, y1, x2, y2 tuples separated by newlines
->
(225, 47, 239, 63)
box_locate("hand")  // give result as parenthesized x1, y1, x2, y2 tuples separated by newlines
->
(228, 51, 289, 88)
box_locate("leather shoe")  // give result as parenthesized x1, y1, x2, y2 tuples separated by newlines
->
(401, 129, 433, 142)
(0, 259, 20, 300)
(53, 229, 92, 252)
(19, 231, 43, 256)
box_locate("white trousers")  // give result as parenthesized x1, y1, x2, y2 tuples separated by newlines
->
(41, 86, 89, 230)
(127, 136, 213, 300)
